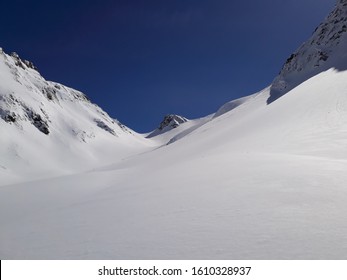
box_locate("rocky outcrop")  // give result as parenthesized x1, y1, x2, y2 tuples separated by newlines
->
(147, 114, 188, 138)
(10, 52, 38, 71)
(158, 114, 188, 130)
(94, 119, 116, 136)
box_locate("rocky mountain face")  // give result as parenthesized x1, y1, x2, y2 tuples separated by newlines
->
(158, 114, 188, 130)
(269, 0, 347, 103)
(0, 49, 129, 137)
(147, 114, 188, 138)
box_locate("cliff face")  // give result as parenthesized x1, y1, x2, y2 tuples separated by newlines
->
(269, 0, 347, 103)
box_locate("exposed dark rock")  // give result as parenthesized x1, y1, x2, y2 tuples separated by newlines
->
(24, 108, 50, 135)
(23, 60, 38, 70)
(42, 86, 57, 101)
(158, 114, 188, 130)
(0, 108, 17, 123)
(95, 119, 116, 136)
(10, 52, 38, 71)
(11, 52, 25, 70)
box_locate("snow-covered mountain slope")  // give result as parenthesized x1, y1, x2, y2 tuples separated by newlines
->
(181, 69, 347, 158)
(213, 92, 260, 118)
(146, 114, 212, 145)
(0, 49, 152, 184)
(146, 114, 189, 138)
(2, 69, 347, 259)
(269, 0, 347, 103)
(1, 0, 347, 260)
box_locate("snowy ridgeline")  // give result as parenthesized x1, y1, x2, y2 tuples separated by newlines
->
(0, 47, 215, 183)
(1, 0, 347, 260)
(0, 49, 153, 183)
(0, 50, 130, 137)
(1, 0, 347, 183)
(269, 0, 347, 102)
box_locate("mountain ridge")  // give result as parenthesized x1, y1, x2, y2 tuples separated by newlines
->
(0, 48, 152, 184)
(1, 0, 346, 181)
(268, 0, 347, 103)
(2, 0, 347, 259)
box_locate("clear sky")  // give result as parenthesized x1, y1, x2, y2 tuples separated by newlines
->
(0, 0, 336, 132)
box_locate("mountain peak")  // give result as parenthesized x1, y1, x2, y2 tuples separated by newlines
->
(146, 114, 188, 138)
(158, 114, 188, 130)
(0, 48, 146, 182)
(0, 48, 126, 137)
(268, 0, 347, 103)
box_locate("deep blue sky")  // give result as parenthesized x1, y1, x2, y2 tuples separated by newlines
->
(1, 0, 336, 132)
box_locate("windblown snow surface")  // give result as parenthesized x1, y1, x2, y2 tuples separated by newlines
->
(1, 0, 347, 260)
(1, 69, 347, 259)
